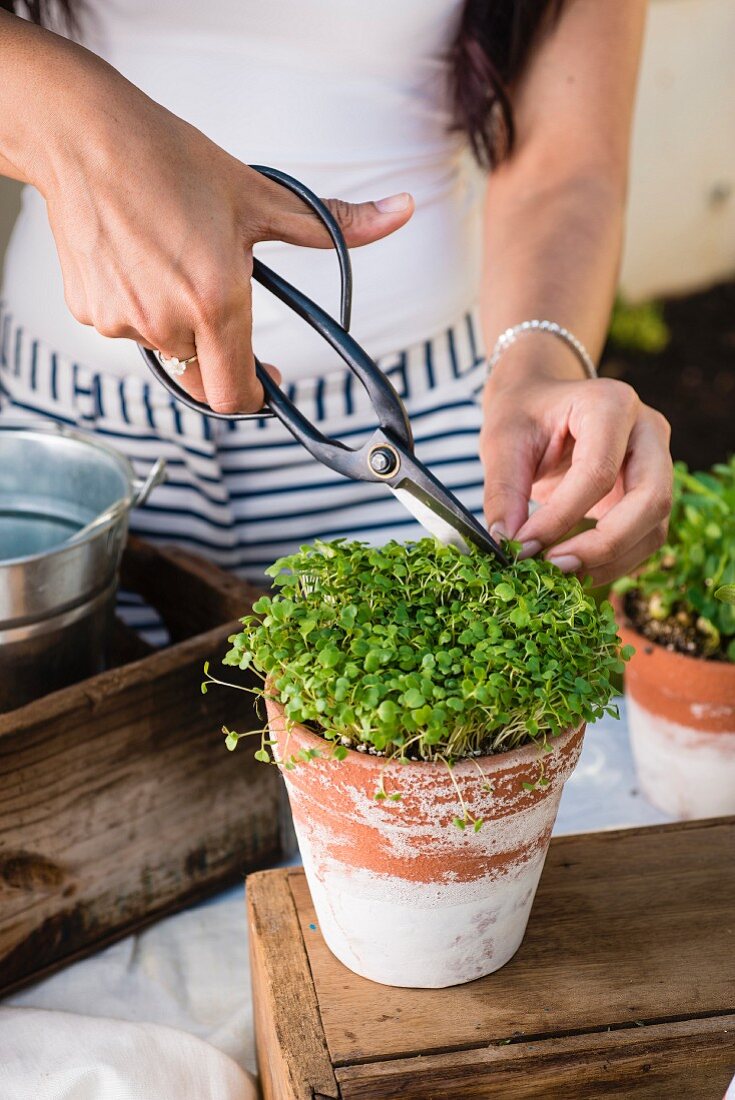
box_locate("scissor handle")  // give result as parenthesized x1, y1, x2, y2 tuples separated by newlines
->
(139, 166, 412, 464)
(252, 165, 353, 332)
(140, 165, 349, 421)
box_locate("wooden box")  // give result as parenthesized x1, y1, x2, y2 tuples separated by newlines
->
(0, 537, 286, 994)
(248, 818, 735, 1099)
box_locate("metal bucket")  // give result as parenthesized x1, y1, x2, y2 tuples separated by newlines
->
(0, 423, 165, 711)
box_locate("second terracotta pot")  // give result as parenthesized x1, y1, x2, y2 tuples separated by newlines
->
(267, 694, 584, 988)
(614, 596, 735, 820)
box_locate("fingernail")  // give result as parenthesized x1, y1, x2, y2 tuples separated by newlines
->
(489, 523, 509, 544)
(375, 192, 411, 213)
(546, 554, 582, 574)
(518, 540, 542, 561)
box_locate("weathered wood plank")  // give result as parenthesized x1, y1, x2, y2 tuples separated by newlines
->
(248, 820, 735, 1099)
(335, 1016, 735, 1099)
(248, 871, 339, 1100)
(119, 536, 258, 642)
(0, 539, 281, 993)
(108, 614, 155, 667)
(293, 818, 735, 1064)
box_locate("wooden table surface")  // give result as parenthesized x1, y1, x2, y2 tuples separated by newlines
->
(248, 817, 735, 1099)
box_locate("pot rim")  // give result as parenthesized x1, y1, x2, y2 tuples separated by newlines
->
(0, 422, 138, 568)
(266, 688, 584, 777)
(611, 591, 735, 679)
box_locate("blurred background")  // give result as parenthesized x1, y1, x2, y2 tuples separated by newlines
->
(1, 0, 733, 471)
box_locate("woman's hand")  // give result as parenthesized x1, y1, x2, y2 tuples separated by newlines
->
(1, 15, 413, 414)
(480, 344, 673, 586)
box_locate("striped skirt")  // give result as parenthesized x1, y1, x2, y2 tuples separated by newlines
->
(0, 305, 488, 631)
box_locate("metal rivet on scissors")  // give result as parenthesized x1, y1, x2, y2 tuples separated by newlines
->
(139, 166, 508, 564)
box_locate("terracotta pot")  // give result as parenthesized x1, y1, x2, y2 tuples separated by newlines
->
(266, 695, 584, 988)
(613, 595, 735, 820)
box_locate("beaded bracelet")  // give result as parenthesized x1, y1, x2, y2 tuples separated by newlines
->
(488, 319, 597, 379)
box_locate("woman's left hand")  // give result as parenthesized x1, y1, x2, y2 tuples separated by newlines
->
(479, 347, 673, 587)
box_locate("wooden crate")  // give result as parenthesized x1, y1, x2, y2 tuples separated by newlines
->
(0, 537, 286, 995)
(248, 818, 735, 1100)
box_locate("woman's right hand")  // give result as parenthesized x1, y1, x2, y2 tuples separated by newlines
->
(1, 15, 413, 413)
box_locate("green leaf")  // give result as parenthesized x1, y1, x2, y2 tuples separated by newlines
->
(319, 645, 341, 668)
(364, 650, 382, 673)
(494, 582, 515, 602)
(340, 604, 358, 627)
(254, 748, 270, 763)
(715, 584, 735, 606)
(378, 699, 398, 724)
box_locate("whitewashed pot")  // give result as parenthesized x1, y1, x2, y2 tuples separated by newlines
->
(616, 599, 735, 820)
(267, 695, 584, 989)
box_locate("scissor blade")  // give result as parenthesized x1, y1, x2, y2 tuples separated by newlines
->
(391, 486, 474, 554)
(379, 437, 508, 563)
(388, 469, 509, 563)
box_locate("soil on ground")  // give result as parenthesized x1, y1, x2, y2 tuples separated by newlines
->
(600, 279, 735, 471)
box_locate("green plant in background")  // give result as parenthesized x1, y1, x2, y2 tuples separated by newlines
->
(608, 297, 670, 355)
(614, 456, 735, 660)
(206, 540, 629, 801)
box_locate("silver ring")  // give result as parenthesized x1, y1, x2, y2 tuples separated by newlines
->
(156, 351, 198, 378)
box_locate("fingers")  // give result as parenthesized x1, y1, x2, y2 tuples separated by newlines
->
(515, 380, 640, 552)
(580, 524, 669, 588)
(174, 360, 207, 404)
(260, 362, 283, 385)
(480, 413, 539, 541)
(192, 276, 262, 414)
(545, 407, 673, 582)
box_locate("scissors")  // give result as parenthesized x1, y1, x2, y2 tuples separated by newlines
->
(139, 166, 508, 564)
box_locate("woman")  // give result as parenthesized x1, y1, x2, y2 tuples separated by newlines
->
(0, 1, 672, 606)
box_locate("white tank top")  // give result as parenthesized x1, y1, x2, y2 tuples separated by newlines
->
(2, 1, 484, 380)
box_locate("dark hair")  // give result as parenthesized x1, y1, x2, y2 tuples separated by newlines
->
(450, 0, 564, 166)
(4, 0, 562, 167)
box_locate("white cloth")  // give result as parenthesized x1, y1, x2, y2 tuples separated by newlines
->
(1, 704, 681, 1100)
(1, 886, 260, 1099)
(0, 1009, 256, 1100)
(2, 0, 483, 381)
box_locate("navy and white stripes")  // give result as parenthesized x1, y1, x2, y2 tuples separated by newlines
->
(0, 304, 489, 584)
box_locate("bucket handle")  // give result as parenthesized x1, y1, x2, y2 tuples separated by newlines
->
(132, 457, 167, 507)
(66, 458, 167, 547)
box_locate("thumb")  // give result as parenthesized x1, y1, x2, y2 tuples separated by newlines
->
(268, 191, 414, 249)
(481, 429, 537, 546)
(321, 194, 414, 248)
